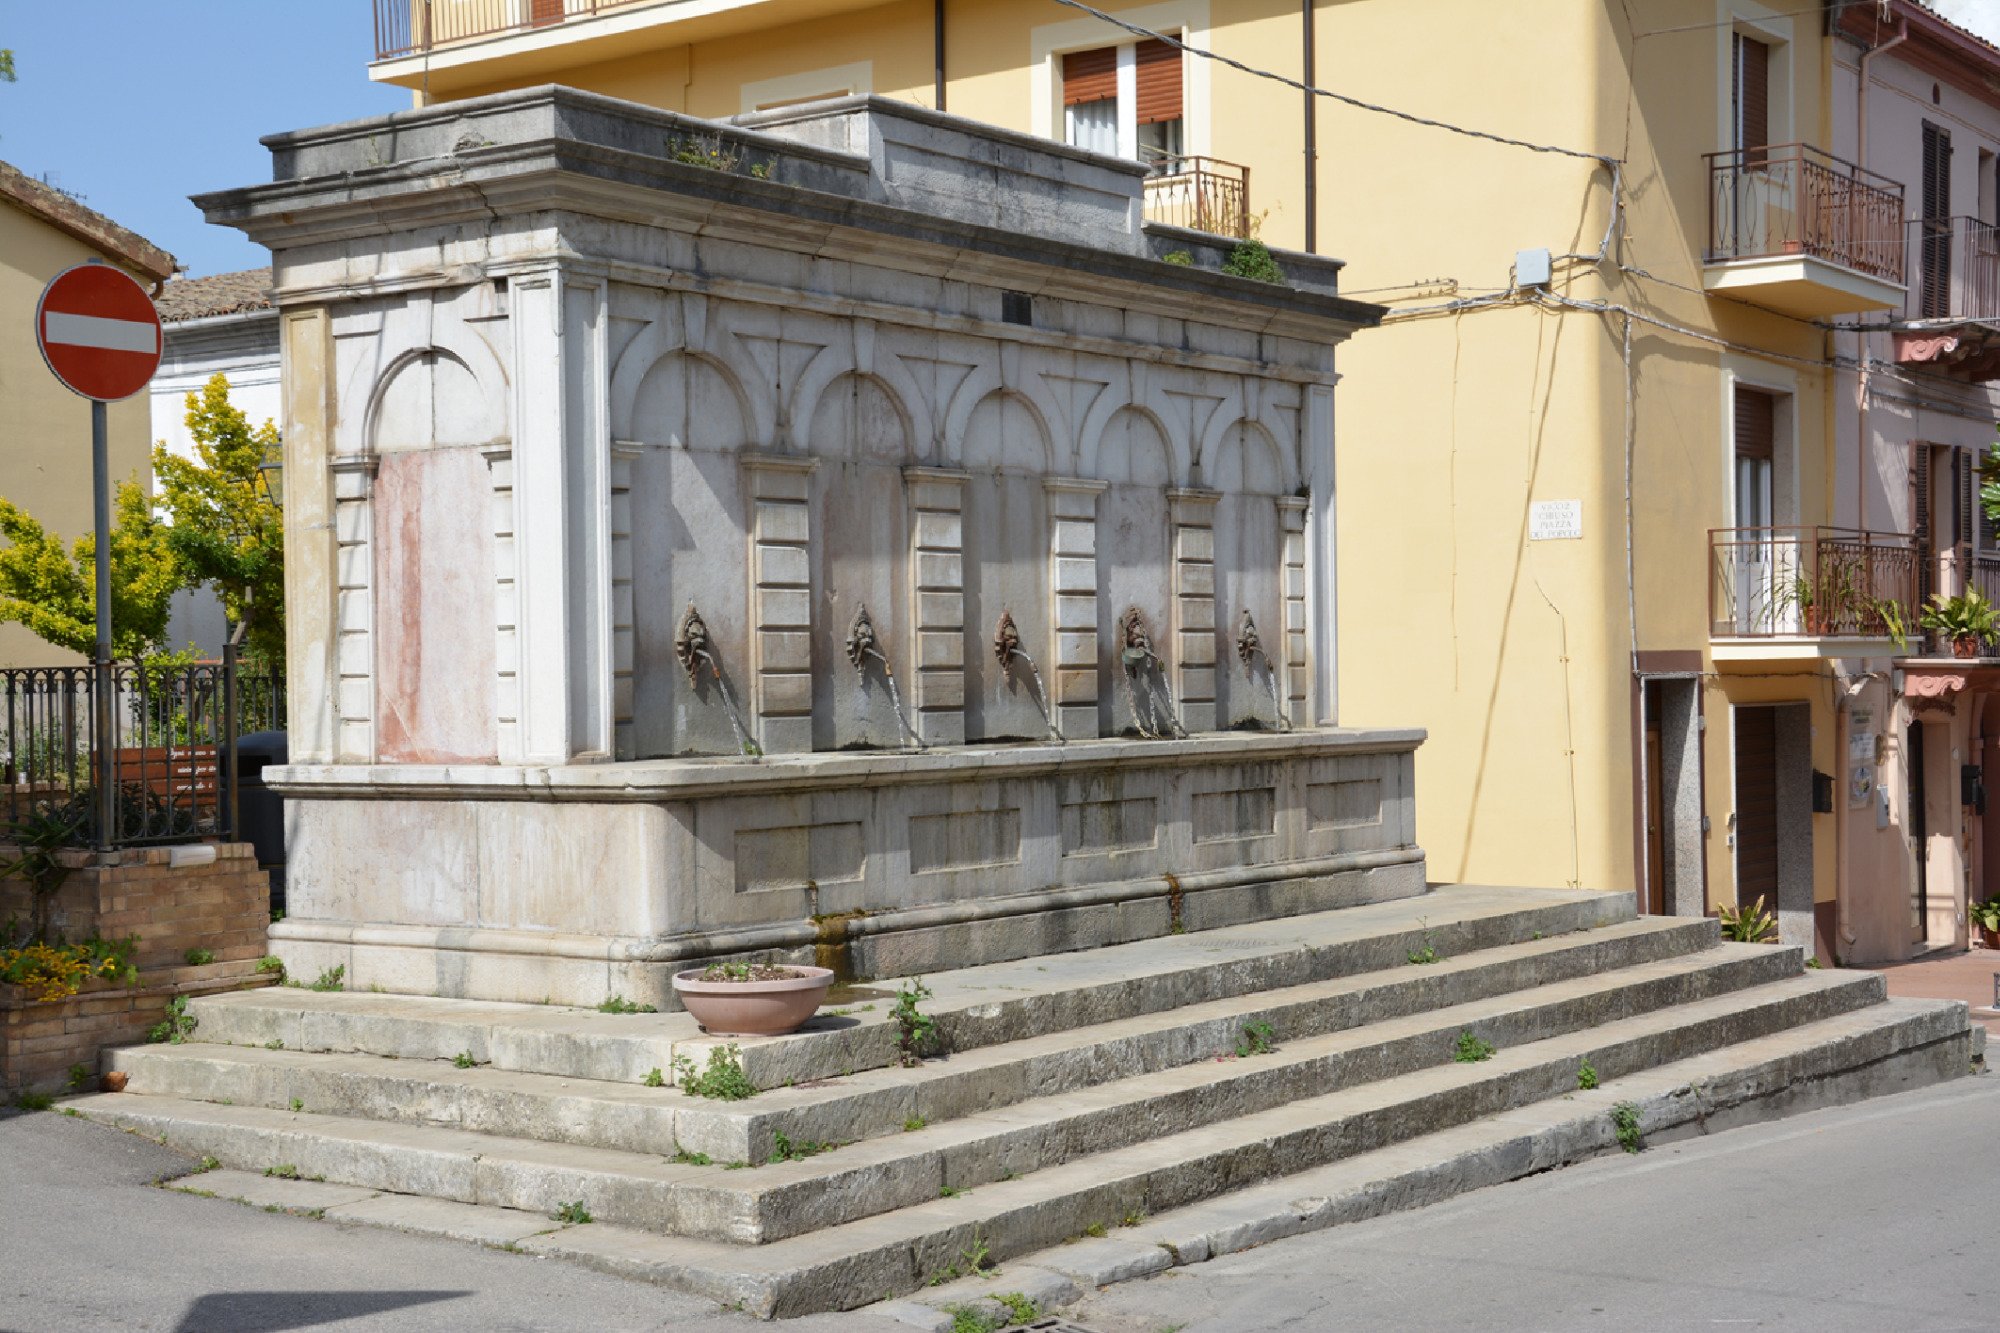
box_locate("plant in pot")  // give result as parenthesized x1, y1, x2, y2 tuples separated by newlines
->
(1917, 589, 1999, 659)
(671, 959, 834, 1037)
(1970, 897, 2000, 949)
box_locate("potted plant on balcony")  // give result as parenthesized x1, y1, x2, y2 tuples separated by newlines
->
(1970, 897, 2000, 950)
(1918, 589, 2000, 659)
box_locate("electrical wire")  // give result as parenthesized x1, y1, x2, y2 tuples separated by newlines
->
(1044, 0, 1616, 165)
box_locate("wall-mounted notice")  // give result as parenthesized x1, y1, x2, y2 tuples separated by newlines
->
(1529, 500, 1583, 542)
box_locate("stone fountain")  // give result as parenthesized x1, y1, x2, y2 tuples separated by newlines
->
(211, 87, 1425, 1006)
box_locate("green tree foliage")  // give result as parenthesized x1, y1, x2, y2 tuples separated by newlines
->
(0, 480, 177, 659)
(152, 375, 285, 665)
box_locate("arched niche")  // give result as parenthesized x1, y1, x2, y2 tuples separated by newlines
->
(1210, 420, 1289, 729)
(809, 371, 914, 463)
(962, 389, 1053, 475)
(367, 349, 499, 764)
(629, 350, 752, 451)
(1094, 406, 1175, 487)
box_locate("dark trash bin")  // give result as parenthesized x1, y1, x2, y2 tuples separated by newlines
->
(232, 730, 288, 915)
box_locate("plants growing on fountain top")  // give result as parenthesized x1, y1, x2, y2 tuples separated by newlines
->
(1918, 588, 1999, 659)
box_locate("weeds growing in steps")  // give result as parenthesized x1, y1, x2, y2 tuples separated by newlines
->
(893, 977, 939, 1067)
(146, 995, 196, 1044)
(1611, 1101, 1643, 1153)
(1453, 1030, 1496, 1063)
(671, 1045, 756, 1100)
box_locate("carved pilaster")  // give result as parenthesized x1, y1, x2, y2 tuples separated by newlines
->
(744, 454, 818, 755)
(1170, 488, 1221, 734)
(481, 443, 520, 763)
(1278, 497, 1310, 721)
(610, 442, 641, 759)
(906, 467, 969, 747)
(1046, 477, 1109, 740)
(328, 454, 380, 763)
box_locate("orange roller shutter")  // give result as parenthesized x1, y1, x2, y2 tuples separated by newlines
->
(1134, 39, 1182, 125)
(1063, 47, 1118, 106)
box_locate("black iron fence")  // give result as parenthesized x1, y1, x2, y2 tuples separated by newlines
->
(0, 657, 284, 850)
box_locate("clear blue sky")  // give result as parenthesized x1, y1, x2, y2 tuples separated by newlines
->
(1, 2, 408, 277)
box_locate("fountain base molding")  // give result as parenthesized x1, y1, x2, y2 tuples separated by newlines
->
(270, 728, 1424, 1008)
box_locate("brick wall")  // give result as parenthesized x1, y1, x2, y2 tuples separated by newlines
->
(2, 842, 272, 1096)
(1, 841, 269, 972)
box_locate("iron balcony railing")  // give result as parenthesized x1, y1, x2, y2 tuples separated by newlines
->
(1705, 143, 1906, 284)
(1709, 526, 1917, 640)
(0, 659, 284, 851)
(1142, 154, 1252, 240)
(374, 0, 652, 60)
(1903, 215, 2000, 324)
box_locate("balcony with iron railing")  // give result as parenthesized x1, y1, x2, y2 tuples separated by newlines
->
(1894, 215, 2000, 381)
(1709, 526, 1918, 658)
(370, 0, 878, 82)
(1703, 143, 1906, 318)
(1141, 154, 1252, 240)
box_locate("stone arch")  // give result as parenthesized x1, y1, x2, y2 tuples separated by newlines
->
(347, 313, 511, 457)
(961, 388, 1053, 474)
(808, 371, 915, 461)
(364, 348, 498, 454)
(627, 349, 754, 451)
(1208, 419, 1287, 494)
(1092, 405, 1175, 486)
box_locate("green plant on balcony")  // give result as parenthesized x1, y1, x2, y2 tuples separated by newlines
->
(1969, 897, 2000, 948)
(1918, 589, 1999, 659)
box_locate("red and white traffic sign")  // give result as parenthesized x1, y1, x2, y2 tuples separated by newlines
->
(35, 262, 162, 401)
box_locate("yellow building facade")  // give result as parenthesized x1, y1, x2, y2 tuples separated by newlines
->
(0, 161, 176, 666)
(372, 0, 2000, 962)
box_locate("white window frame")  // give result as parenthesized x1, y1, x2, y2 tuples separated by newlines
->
(739, 61, 873, 115)
(1030, 0, 1210, 160)
(1714, 1, 1795, 156)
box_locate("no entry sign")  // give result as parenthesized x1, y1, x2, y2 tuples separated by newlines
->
(35, 262, 162, 401)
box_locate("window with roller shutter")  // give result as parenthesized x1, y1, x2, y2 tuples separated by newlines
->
(1734, 33, 1769, 169)
(1060, 40, 1184, 169)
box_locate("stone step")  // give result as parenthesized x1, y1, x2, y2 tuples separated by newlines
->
(115, 993, 1976, 1318)
(112, 915, 1714, 1165)
(73, 966, 1882, 1249)
(179, 885, 1632, 1090)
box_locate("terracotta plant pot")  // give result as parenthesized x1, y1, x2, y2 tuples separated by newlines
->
(1953, 635, 1983, 660)
(1978, 925, 2000, 950)
(672, 964, 834, 1036)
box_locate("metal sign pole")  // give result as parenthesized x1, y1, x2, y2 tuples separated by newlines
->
(92, 398, 114, 851)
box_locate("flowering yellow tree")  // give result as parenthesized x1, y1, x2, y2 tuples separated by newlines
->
(152, 374, 285, 666)
(0, 480, 178, 659)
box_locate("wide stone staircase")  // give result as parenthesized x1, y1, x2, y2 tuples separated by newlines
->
(70, 885, 1982, 1318)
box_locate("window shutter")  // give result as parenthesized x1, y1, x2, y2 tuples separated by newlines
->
(1134, 39, 1182, 126)
(1735, 34, 1769, 157)
(1915, 444, 1934, 604)
(1958, 448, 1977, 550)
(1734, 386, 1775, 461)
(1921, 122, 1952, 221)
(1063, 47, 1118, 107)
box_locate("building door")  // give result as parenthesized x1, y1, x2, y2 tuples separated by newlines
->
(1908, 721, 1929, 936)
(1734, 706, 1780, 910)
(1644, 682, 1667, 916)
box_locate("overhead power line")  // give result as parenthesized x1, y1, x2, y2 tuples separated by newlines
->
(1045, 0, 1617, 165)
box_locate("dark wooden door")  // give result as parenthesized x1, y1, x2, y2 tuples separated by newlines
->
(1734, 707, 1779, 910)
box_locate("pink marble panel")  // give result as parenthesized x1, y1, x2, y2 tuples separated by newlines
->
(375, 447, 499, 763)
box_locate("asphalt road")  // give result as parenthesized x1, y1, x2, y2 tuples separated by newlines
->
(4, 1076, 1996, 1332)
(0, 1109, 905, 1333)
(1067, 1075, 2000, 1333)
